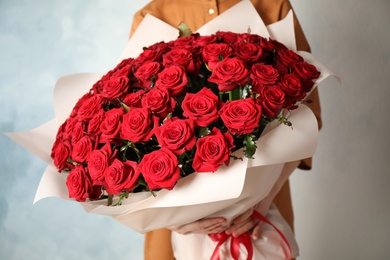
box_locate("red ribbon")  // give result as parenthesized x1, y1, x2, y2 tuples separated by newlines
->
(208, 232, 253, 260)
(208, 210, 292, 260)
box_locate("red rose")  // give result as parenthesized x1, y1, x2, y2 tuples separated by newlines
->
(101, 76, 129, 99)
(87, 109, 105, 136)
(216, 31, 238, 44)
(195, 34, 218, 47)
(250, 63, 280, 93)
(76, 94, 104, 121)
(219, 98, 262, 135)
(122, 90, 145, 108)
(257, 86, 285, 118)
(258, 38, 275, 52)
(293, 62, 320, 80)
(139, 148, 180, 190)
(51, 123, 66, 168)
(155, 65, 188, 97)
(193, 128, 234, 172)
(170, 35, 199, 53)
(134, 61, 161, 89)
(278, 49, 304, 67)
(114, 57, 134, 70)
(162, 49, 200, 74)
(63, 118, 76, 139)
(99, 108, 124, 143)
(70, 93, 94, 118)
(70, 120, 85, 145)
(134, 48, 164, 68)
(120, 108, 159, 142)
(208, 58, 249, 92)
(87, 143, 115, 185)
(202, 43, 234, 70)
(262, 38, 287, 51)
(71, 136, 93, 163)
(147, 41, 171, 53)
(111, 64, 132, 79)
(66, 165, 101, 202)
(238, 33, 262, 44)
(154, 118, 196, 155)
(181, 87, 222, 127)
(275, 49, 304, 74)
(170, 35, 196, 47)
(234, 42, 263, 63)
(293, 62, 320, 92)
(278, 74, 305, 106)
(104, 159, 140, 194)
(141, 88, 176, 119)
(51, 139, 72, 171)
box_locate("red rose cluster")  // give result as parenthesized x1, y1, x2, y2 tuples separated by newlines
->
(51, 30, 320, 202)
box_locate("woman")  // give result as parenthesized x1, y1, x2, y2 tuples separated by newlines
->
(130, 1, 322, 259)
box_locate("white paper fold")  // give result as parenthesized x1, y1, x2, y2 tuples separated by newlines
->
(266, 10, 296, 51)
(5, 0, 335, 236)
(5, 120, 57, 166)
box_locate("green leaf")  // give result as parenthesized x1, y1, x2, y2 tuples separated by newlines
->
(277, 115, 293, 127)
(198, 127, 211, 137)
(114, 191, 129, 206)
(150, 190, 157, 197)
(229, 87, 241, 101)
(178, 22, 192, 37)
(107, 194, 113, 206)
(230, 154, 243, 161)
(119, 145, 128, 153)
(163, 112, 173, 124)
(243, 134, 257, 158)
(117, 98, 130, 113)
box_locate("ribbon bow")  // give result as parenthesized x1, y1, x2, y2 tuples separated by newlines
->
(208, 211, 292, 260)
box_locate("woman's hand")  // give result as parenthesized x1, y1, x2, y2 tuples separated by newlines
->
(169, 217, 229, 235)
(225, 197, 272, 240)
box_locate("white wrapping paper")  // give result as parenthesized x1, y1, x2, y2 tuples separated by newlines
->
(5, 1, 338, 259)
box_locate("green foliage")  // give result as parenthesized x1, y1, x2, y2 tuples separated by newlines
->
(178, 22, 192, 37)
(243, 134, 257, 159)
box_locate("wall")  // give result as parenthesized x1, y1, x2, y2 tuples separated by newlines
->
(290, 1, 390, 259)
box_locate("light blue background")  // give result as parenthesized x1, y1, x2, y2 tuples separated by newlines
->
(0, 0, 149, 259)
(1, 0, 390, 259)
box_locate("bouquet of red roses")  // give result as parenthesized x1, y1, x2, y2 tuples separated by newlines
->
(50, 23, 320, 205)
(6, 2, 340, 258)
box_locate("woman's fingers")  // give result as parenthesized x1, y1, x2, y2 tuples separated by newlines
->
(169, 207, 265, 238)
(251, 222, 262, 240)
(231, 207, 254, 225)
(225, 218, 258, 237)
(170, 217, 227, 235)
